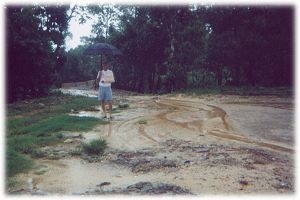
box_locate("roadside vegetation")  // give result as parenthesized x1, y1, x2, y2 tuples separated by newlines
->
(7, 6, 293, 103)
(82, 139, 107, 155)
(170, 86, 293, 97)
(6, 91, 107, 178)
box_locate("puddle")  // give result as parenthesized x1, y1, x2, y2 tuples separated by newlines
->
(16, 158, 134, 194)
(83, 123, 112, 143)
(70, 110, 103, 119)
(60, 88, 98, 98)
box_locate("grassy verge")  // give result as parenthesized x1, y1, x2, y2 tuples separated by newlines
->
(6, 91, 107, 178)
(6, 146, 33, 177)
(172, 86, 293, 96)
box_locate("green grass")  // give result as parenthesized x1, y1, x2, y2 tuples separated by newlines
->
(6, 92, 108, 178)
(6, 147, 33, 177)
(7, 91, 100, 118)
(8, 135, 40, 154)
(70, 148, 83, 156)
(10, 115, 102, 136)
(6, 177, 20, 190)
(82, 139, 107, 155)
(7, 115, 102, 157)
(34, 169, 48, 175)
(173, 86, 293, 96)
(31, 149, 47, 159)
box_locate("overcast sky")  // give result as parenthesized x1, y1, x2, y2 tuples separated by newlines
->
(65, 10, 96, 50)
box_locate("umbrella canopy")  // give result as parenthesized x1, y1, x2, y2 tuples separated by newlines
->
(83, 43, 122, 70)
(83, 43, 122, 56)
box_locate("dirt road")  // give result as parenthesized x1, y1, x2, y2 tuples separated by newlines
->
(12, 89, 294, 195)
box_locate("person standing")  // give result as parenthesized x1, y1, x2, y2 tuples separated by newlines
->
(96, 61, 115, 119)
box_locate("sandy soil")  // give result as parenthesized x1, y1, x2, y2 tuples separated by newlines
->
(9, 89, 294, 195)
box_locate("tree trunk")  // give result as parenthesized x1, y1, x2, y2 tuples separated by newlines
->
(146, 66, 154, 93)
(216, 65, 223, 87)
(156, 75, 161, 92)
(137, 73, 145, 93)
(234, 65, 241, 86)
(149, 70, 156, 93)
(246, 61, 255, 86)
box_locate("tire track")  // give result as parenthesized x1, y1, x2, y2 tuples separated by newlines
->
(154, 98, 293, 153)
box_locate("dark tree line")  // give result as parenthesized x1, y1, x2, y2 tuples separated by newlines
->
(6, 5, 294, 102)
(6, 5, 69, 102)
(64, 5, 293, 93)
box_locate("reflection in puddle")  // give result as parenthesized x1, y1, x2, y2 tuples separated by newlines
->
(70, 111, 102, 119)
(60, 88, 98, 98)
(108, 122, 112, 137)
(83, 123, 113, 144)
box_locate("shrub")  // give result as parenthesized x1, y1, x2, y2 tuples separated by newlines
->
(31, 149, 46, 158)
(118, 103, 129, 109)
(70, 148, 82, 156)
(82, 139, 107, 155)
(138, 120, 147, 124)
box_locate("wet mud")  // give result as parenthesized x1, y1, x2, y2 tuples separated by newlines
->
(9, 89, 294, 195)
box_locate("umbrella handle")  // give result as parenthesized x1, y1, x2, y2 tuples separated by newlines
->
(101, 54, 102, 70)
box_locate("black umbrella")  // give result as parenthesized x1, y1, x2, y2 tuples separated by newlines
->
(83, 43, 122, 68)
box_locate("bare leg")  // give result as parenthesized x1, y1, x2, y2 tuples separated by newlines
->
(102, 100, 106, 117)
(109, 100, 113, 116)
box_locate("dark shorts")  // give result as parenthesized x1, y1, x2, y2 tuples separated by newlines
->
(98, 86, 112, 101)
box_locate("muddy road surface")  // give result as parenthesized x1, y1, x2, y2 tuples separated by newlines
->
(10, 89, 294, 195)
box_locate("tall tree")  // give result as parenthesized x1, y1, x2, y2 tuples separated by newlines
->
(6, 5, 69, 102)
(63, 5, 293, 93)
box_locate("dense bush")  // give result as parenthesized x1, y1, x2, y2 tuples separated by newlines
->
(82, 139, 107, 155)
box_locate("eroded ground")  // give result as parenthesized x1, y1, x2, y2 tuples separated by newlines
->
(9, 89, 294, 195)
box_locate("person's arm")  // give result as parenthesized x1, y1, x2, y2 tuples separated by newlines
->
(111, 71, 115, 83)
(97, 71, 100, 78)
(96, 71, 101, 85)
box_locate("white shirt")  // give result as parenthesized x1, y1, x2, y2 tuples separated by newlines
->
(97, 70, 115, 87)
